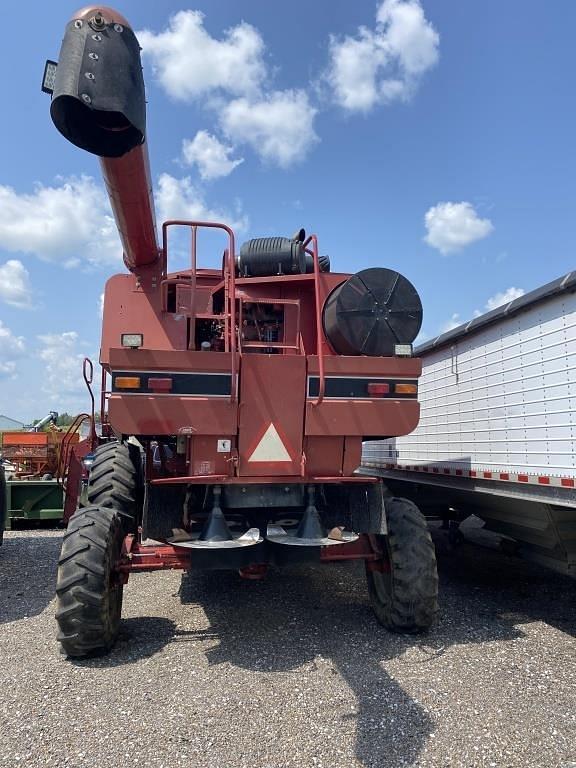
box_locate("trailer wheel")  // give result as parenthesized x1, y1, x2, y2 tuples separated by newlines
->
(55, 506, 124, 657)
(366, 497, 438, 633)
(87, 441, 142, 532)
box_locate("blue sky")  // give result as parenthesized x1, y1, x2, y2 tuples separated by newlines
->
(0, 0, 574, 422)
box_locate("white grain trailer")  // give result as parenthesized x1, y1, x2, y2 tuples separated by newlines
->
(362, 271, 576, 576)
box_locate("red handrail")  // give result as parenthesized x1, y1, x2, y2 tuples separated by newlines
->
(100, 367, 114, 438)
(83, 357, 98, 449)
(56, 413, 91, 488)
(304, 234, 325, 406)
(161, 220, 237, 402)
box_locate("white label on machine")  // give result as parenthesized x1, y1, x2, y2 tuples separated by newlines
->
(217, 439, 231, 453)
(248, 423, 291, 462)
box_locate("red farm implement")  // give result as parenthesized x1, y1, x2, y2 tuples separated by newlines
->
(1, 430, 79, 479)
(44, 5, 438, 657)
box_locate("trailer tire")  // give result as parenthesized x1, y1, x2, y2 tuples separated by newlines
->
(366, 497, 438, 633)
(86, 441, 142, 532)
(55, 506, 124, 657)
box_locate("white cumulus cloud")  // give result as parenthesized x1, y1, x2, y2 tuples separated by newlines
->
(182, 131, 244, 180)
(0, 174, 249, 269)
(138, 13, 318, 168)
(327, 0, 439, 112)
(138, 11, 266, 101)
(0, 320, 25, 378)
(0, 260, 33, 309)
(485, 287, 525, 311)
(37, 331, 90, 397)
(155, 173, 248, 232)
(0, 177, 121, 268)
(424, 201, 494, 255)
(220, 90, 319, 168)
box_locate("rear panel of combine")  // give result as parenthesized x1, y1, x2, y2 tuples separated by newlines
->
(98, 225, 423, 553)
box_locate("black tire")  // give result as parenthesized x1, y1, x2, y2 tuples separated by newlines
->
(366, 497, 438, 633)
(87, 441, 142, 532)
(55, 506, 124, 657)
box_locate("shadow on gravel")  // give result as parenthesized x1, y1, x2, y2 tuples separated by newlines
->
(69, 617, 179, 668)
(173, 545, 575, 768)
(180, 562, 434, 768)
(436, 542, 576, 639)
(46, 535, 576, 765)
(0, 532, 62, 624)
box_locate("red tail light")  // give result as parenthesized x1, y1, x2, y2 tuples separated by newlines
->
(367, 382, 390, 397)
(148, 377, 172, 392)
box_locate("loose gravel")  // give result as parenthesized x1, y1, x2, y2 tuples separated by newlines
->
(0, 528, 575, 768)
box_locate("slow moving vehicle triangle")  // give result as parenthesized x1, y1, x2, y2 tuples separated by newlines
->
(248, 423, 292, 463)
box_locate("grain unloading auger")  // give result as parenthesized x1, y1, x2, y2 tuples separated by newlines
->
(44, 6, 438, 657)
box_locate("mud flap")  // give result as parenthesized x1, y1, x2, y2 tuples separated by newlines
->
(347, 480, 389, 535)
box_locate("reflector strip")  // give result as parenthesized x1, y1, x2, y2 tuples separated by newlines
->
(111, 371, 231, 396)
(307, 376, 418, 399)
(361, 461, 576, 489)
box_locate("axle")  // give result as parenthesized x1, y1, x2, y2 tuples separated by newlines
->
(116, 533, 382, 581)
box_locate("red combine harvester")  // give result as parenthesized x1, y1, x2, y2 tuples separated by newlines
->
(44, 6, 438, 657)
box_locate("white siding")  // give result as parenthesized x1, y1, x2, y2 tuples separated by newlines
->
(363, 291, 576, 477)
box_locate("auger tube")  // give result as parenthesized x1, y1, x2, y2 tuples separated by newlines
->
(50, 6, 159, 270)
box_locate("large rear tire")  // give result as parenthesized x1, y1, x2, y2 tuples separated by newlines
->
(55, 506, 124, 657)
(366, 497, 438, 633)
(86, 441, 142, 532)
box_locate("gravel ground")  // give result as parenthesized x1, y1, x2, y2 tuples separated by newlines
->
(0, 529, 575, 768)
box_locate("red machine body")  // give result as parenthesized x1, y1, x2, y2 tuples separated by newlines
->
(47, 6, 437, 658)
(100, 229, 421, 486)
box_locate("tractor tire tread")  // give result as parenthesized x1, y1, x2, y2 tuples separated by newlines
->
(86, 442, 142, 531)
(367, 497, 438, 634)
(55, 506, 124, 657)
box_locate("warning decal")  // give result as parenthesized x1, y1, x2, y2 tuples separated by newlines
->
(248, 423, 292, 462)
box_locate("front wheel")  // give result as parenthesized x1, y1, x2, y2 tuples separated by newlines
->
(55, 506, 125, 657)
(366, 497, 438, 633)
(86, 440, 143, 533)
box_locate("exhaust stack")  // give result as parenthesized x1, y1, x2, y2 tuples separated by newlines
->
(48, 6, 159, 270)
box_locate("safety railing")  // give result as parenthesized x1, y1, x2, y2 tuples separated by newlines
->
(56, 412, 91, 490)
(161, 220, 237, 402)
(303, 234, 325, 406)
(160, 222, 327, 405)
(56, 357, 99, 489)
